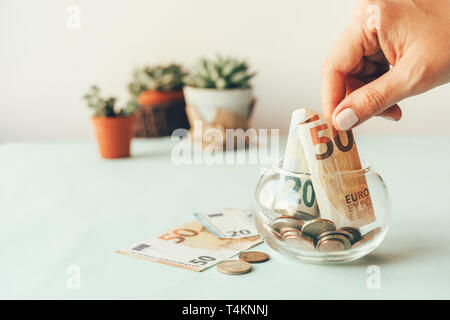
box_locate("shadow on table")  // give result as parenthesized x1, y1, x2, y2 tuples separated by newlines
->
(341, 238, 441, 267)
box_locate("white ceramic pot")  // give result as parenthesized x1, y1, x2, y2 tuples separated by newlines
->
(183, 86, 253, 123)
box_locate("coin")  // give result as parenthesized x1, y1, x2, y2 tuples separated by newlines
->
(239, 251, 270, 263)
(340, 227, 362, 242)
(282, 230, 302, 239)
(217, 260, 252, 275)
(280, 227, 301, 236)
(301, 219, 336, 240)
(280, 226, 299, 233)
(284, 235, 315, 251)
(317, 234, 351, 252)
(270, 229, 282, 240)
(363, 227, 381, 238)
(271, 217, 303, 233)
(318, 229, 357, 245)
(352, 227, 381, 248)
(316, 238, 345, 252)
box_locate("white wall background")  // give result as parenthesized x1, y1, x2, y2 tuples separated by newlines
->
(1, 0, 449, 142)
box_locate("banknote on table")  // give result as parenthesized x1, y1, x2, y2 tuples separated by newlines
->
(273, 109, 320, 220)
(193, 208, 259, 239)
(296, 108, 376, 229)
(116, 220, 262, 272)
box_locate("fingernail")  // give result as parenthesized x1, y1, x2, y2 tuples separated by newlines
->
(381, 116, 396, 121)
(335, 108, 359, 131)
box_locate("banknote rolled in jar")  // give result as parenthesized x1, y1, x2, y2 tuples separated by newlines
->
(273, 109, 320, 220)
(296, 108, 376, 228)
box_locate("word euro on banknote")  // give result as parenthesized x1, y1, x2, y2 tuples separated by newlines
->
(296, 108, 376, 228)
(273, 109, 320, 220)
(193, 208, 258, 239)
(116, 220, 262, 272)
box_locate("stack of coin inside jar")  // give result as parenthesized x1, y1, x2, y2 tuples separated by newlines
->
(268, 214, 381, 253)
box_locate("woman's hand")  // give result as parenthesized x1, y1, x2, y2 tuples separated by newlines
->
(321, 0, 450, 131)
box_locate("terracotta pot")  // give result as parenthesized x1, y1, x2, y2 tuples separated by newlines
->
(92, 116, 135, 159)
(138, 90, 184, 106)
(134, 90, 189, 137)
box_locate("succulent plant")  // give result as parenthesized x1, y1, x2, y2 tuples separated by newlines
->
(183, 55, 256, 89)
(83, 85, 138, 117)
(128, 64, 186, 97)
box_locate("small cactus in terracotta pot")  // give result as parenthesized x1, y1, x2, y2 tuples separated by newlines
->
(83, 85, 138, 159)
(128, 64, 189, 137)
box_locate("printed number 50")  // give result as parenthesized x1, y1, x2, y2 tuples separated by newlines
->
(159, 228, 199, 243)
(189, 256, 216, 266)
(310, 124, 354, 160)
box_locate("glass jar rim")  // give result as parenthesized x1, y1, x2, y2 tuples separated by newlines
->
(270, 158, 372, 177)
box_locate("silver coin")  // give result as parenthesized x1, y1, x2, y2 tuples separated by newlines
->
(301, 218, 336, 240)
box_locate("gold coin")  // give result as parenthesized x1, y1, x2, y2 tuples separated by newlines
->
(301, 219, 336, 240)
(317, 239, 345, 252)
(340, 227, 362, 242)
(284, 235, 315, 251)
(239, 251, 270, 263)
(318, 229, 357, 245)
(271, 217, 303, 233)
(352, 227, 381, 248)
(317, 234, 351, 251)
(270, 229, 282, 240)
(280, 227, 301, 238)
(217, 260, 252, 275)
(281, 230, 302, 239)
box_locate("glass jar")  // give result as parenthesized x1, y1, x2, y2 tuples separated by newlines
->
(253, 159, 391, 263)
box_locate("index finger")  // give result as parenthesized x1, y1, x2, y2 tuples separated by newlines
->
(321, 24, 366, 122)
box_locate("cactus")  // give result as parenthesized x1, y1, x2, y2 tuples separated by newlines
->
(83, 85, 138, 117)
(128, 63, 186, 97)
(183, 55, 256, 89)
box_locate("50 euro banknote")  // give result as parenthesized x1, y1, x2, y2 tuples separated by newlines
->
(117, 220, 262, 272)
(296, 108, 376, 228)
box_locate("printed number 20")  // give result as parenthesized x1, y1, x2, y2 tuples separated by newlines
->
(310, 124, 354, 160)
(286, 177, 316, 208)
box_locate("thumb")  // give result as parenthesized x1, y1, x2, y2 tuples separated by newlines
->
(332, 66, 409, 131)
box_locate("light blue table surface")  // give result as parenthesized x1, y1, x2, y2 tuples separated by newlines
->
(1, 136, 450, 299)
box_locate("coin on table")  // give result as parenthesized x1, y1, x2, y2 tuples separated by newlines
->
(317, 234, 351, 252)
(217, 260, 252, 275)
(301, 219, 336, 240)
(239, 251, 270, 263)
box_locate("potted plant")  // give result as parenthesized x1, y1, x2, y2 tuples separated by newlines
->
(183, 55, 256, 129)
(128, 64, 190, 137)
(83, 85, 138, 159)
